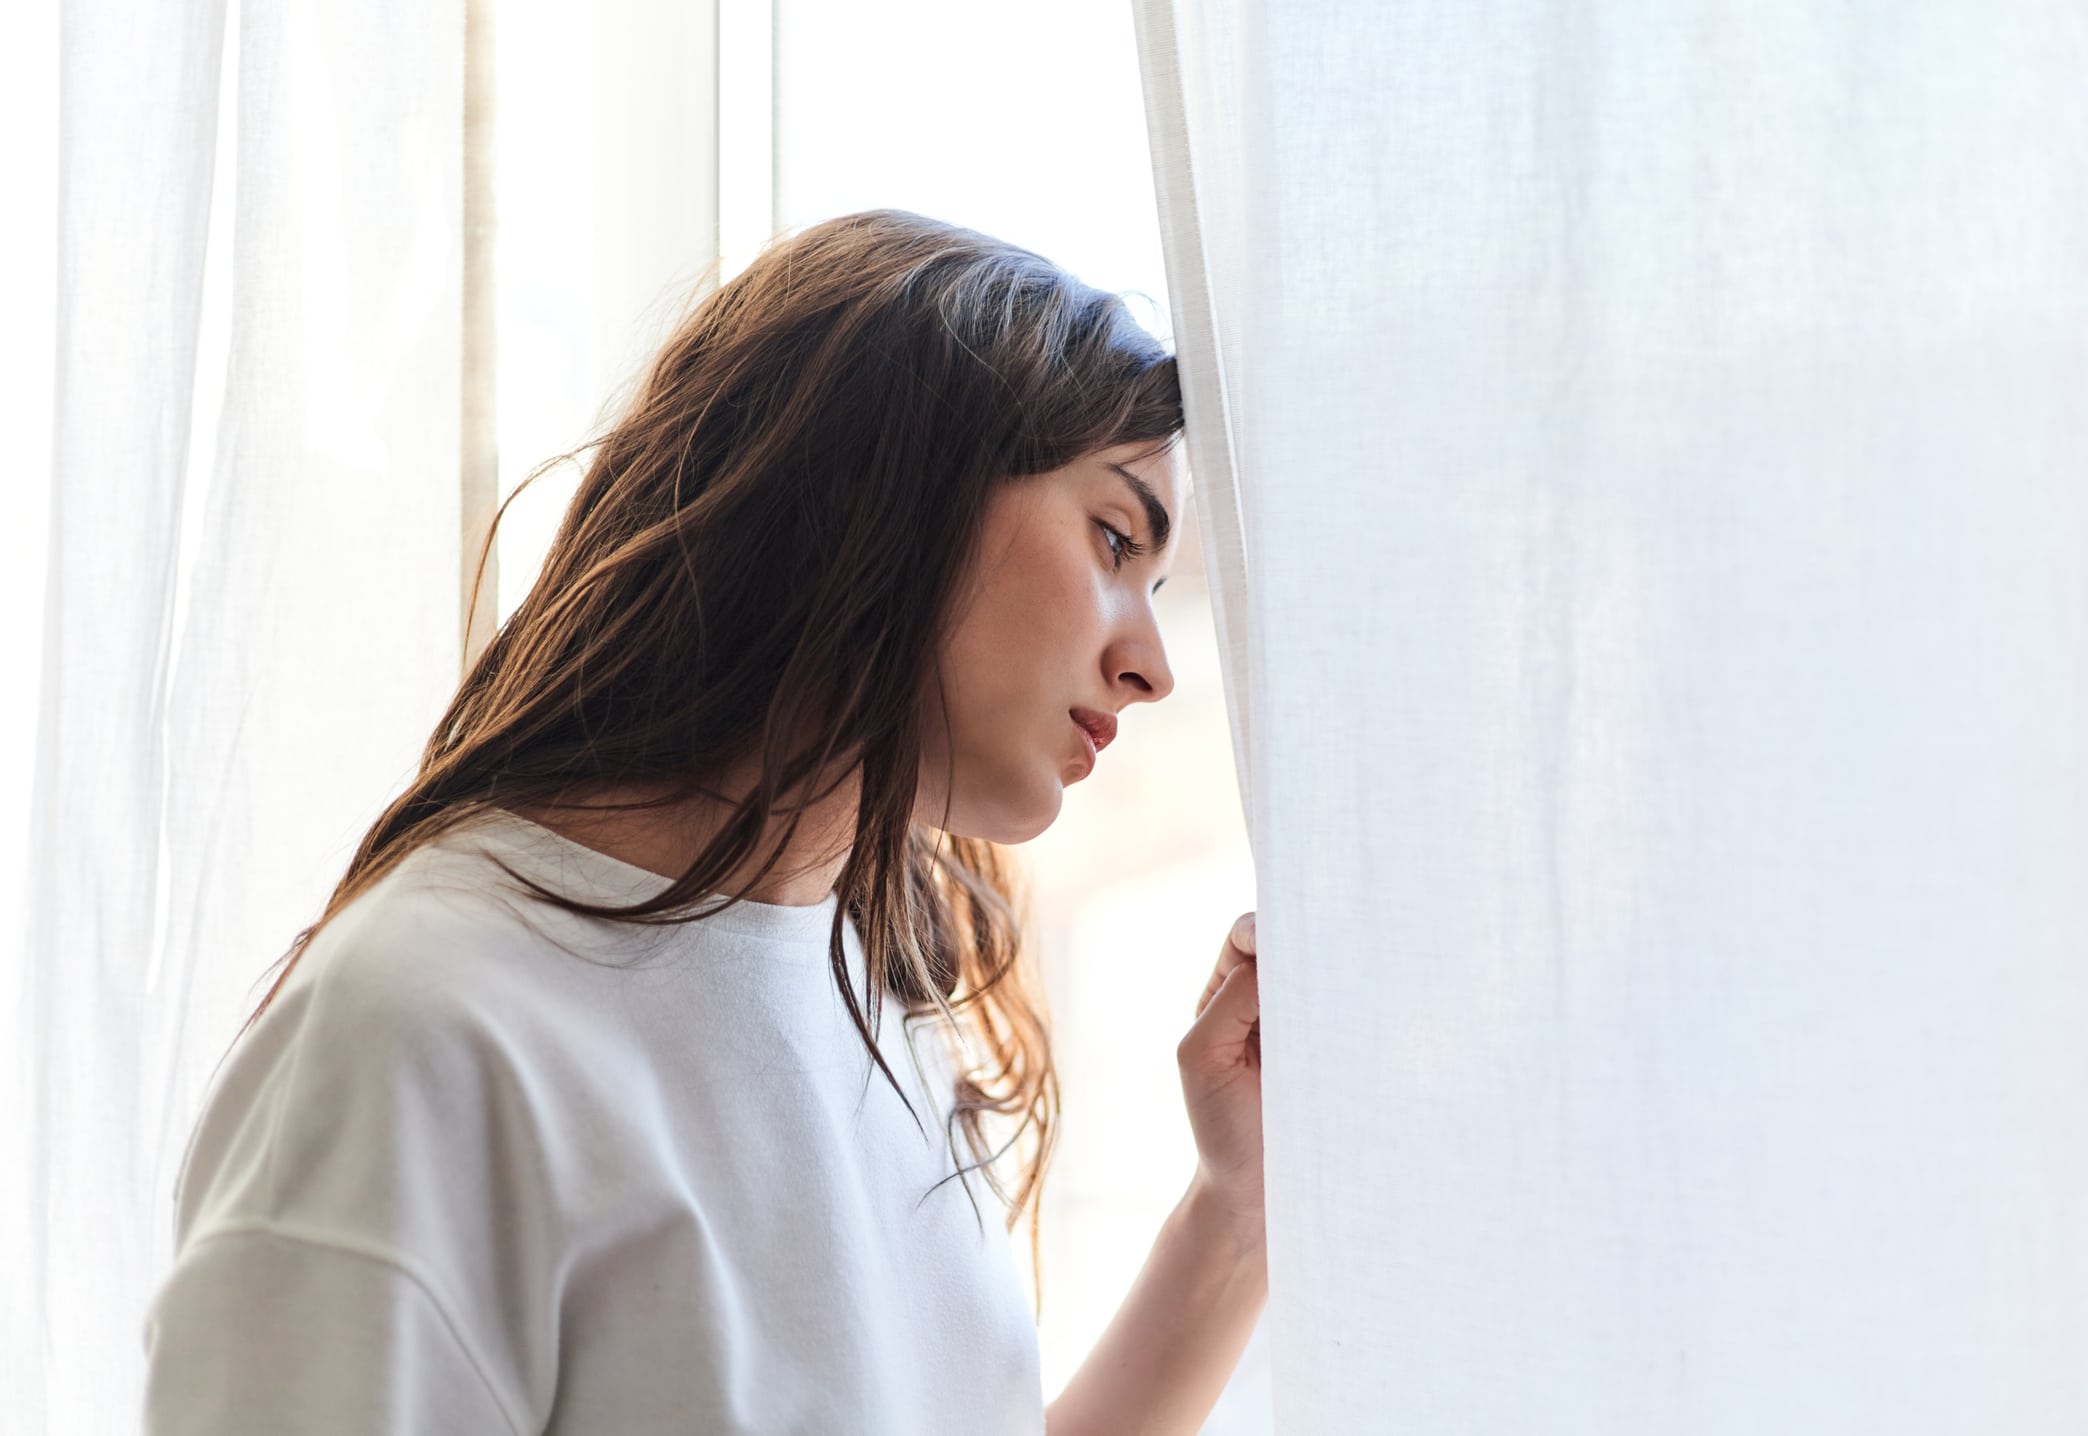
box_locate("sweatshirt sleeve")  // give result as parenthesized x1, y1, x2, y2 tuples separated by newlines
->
(146, 894, 580, 1433)
(143, 1223, 525, 1435)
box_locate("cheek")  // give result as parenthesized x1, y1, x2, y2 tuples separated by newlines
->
(937, 546, 1092, 757)
(939, 604, 1035, 747)
(952, 537, 1085, 677)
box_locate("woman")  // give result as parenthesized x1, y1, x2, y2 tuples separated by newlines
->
(142, 209, 1265, 1435)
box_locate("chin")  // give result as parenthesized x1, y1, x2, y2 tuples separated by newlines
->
(948, 781, 1063, 845)
(1019, 769, 1068, 836)
(1009, 798, 1061, 844)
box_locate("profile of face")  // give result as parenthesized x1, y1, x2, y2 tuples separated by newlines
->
(916, 440, 1188, 843)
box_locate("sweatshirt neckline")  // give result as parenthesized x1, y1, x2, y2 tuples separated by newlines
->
(459, 807, 844, 946)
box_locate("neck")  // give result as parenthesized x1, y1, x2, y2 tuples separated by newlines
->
(512, 765, 857, 907)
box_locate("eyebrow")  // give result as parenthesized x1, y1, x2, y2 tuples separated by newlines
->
(1104, 462, 1173, 553)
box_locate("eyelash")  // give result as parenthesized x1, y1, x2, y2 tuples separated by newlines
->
(1097, 520, 1148, 570)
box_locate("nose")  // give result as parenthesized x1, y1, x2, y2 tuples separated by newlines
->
(1113, 619, 1176, 706)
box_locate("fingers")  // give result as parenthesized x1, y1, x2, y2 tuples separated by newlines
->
(1181, 955, 1261, 1071)
(1196, 910, 1258, 1018)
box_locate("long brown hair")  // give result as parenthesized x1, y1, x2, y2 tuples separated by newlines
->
(237, 208, 1182, 1318)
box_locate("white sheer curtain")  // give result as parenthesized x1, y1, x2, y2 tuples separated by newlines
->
(1137, 1, 2088, 1429)
(5, 0, 468, 1428)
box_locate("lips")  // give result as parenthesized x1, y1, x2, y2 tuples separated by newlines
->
(1069, 708, 1117, 754)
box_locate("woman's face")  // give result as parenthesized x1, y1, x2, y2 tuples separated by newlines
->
(916, 439, 1187, 843)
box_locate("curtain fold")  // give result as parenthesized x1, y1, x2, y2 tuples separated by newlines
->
(1137, 0, 2088, 1428)
(17, 1, 228, 1420)
(1130, 0, 1256, 838)
(9, 1, 467, 1428)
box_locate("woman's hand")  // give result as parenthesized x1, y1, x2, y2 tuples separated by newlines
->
(1177, 910, 1263, 1241)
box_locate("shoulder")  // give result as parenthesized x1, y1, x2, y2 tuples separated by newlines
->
(286, 819, 689, 1061)
(172, 834, 643, 1248)
(159, 832, 694, 1425)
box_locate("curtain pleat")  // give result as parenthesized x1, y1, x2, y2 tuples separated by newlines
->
(1131, 0, 1257, 837)
(19, 1, 230, 1424)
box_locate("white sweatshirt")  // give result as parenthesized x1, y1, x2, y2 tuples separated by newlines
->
(142, 808, 1047, 1434)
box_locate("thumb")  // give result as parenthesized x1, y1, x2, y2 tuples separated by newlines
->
(1179, 957, 1259, 1069)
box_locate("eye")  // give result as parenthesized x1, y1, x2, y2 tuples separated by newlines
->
(1096, 519, 1147, 571)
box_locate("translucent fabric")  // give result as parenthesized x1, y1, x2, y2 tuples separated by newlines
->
(9, 1, 466, 1427)
(1135, 1, 2088, 1428)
